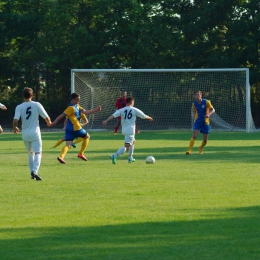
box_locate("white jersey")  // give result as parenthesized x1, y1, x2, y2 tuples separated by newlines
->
(0, 103, 5, 109)
(14, 101, 49, 141)
(113, 106, 147, 135)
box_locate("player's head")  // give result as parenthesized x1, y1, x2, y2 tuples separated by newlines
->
(194, 90, 202, 95)
(71, 92, 80, 104)
(22, 87, 33, 99)
(121, 91, 127, 98)
(126, 97, 134, 106)
(194, 90, 202, 98)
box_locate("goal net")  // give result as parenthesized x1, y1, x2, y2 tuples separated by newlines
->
(71, 68, 256, 132)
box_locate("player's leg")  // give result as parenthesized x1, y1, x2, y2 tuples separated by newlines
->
(24, 141, 34, 175)
(73, 137, 84, 145)
(110, 135, 131, 164)
(186, 128, 199, 155)
(78, 130, 89, 161)
(58, 140, 72, 163)
(24, 140, 42, 180)
(199, 125, 210, 154)
(135, 125, 140, 134)
(0, 125, 3, 134)
(57, 131, 74, 164)
(53, 135, 65, 148)
(31, 140, 42, 180)
(128, 137, 136, 163)
(114, 119, 121, 134)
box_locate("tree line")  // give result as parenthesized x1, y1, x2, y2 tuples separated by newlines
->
(0, 0, 259, 126)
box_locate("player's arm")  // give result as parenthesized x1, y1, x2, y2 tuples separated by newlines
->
(135, 108, 153, 121)
(62, 117, 68, 130)
(115, 99, 119, 110)
(48, 113, 66, 127)
(206, 108, 215, 118)
(205, 101, 215, 118)
(82, 105, 101, 115)
(102, 115, 115, 126)
(45, 117, 52, 126)
(80, 115, 89, 126)
(12, 119, 19, 134)
(0, 103, 7, 110)
(145, 116, 153, 121)
(192, 104, 198, 122)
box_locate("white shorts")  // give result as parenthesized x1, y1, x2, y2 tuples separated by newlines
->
(124, 135, 135, 145)
(24, 139, 42, 153)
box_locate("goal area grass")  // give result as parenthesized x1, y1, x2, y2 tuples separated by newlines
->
(0, 131, 260, 259)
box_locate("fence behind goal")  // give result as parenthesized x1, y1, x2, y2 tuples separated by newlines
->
(71, 68, 255, 132)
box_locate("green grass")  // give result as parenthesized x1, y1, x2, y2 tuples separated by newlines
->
(0, 131, 260, 259)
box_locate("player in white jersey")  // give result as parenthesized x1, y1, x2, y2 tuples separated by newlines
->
(13, 87, 51, 181)
(103, 97, 153, 164)
(0, 102, 7, 134)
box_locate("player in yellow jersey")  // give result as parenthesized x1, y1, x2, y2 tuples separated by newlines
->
(53, 114, 89, 148)
(48, 92, 101, 164)
(186, 90, 215, 155)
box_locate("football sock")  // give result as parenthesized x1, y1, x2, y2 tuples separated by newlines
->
(74, 137, 84, 144)
(60, 145, 69, 158)
(188, 138, 195, 151)
(34, 152, 42, 173)
(128, 145, 135, 159)
(79, 138, 89, 154)
(115, 146, 126, 157)
(28, 152, 34, 172)
(114, 125, 119, 133)
(53, 139, 63, 148)
(200, 141, 207, 148)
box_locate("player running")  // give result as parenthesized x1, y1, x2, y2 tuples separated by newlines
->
(48, 92, 101, 164)
(103, 97, 153, 164)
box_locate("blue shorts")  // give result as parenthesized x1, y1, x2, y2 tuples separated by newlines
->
(193, 121, 210, 134)
(65, 128, 87, 141)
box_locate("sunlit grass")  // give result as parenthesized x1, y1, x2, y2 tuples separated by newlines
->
(0, 131, 259, 259)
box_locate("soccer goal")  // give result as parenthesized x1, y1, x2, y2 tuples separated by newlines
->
(71, 68, 256, 132)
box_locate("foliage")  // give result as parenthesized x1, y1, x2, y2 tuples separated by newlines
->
(0, 0, 259, 121)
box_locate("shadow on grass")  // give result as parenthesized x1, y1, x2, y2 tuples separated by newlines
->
(0, 206, 260, 260)
(62, 145, 260, 164)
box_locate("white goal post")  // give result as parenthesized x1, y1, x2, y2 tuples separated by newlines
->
(71, 68, 256, 133)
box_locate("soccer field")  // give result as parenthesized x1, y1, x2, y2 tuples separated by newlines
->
(0, 131, 260, 260)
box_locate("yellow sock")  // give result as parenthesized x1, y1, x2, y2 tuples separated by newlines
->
(200, 141, 207, 148)
(74, 137, 84, 144)
(188, 138, 195, 151)
(53, 139, 63, 148)
(79, 138, 89, 155)
(60, 145, 69, 158)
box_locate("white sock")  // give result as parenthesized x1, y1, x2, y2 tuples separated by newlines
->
(115, 146, 126, 157)
(28, 153, 34, 172)
(128, 145, 135, 160)
(33, 152, 42, 173)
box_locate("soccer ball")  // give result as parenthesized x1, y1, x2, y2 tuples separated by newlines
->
(146, 156, 155, 164)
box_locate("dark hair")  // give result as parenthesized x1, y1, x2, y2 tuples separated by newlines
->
(126, 97, 134, 104)
(194, 90, 202, 95)
(71, 92, 80, 100)
(22, 87, 33, 99)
